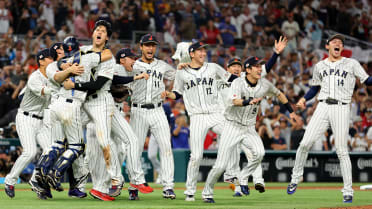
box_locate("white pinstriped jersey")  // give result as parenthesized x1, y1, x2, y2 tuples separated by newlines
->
(217, 65, 268, 109)
(130, 58, 175, 104)
(81, 45, 116, 92)
(173, 63, 231, 115)
(19, 70, 51, 115)
(311, 57, 369, 103)
(226, 78, 280, 126)
(45, 61, 62, 100)
(114, 64, 129, 77)
(57, 52, 100, 102)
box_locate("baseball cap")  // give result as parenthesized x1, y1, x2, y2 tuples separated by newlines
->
(244, 56, 264, 68)
(227, 58, 242, 67)
(115, 48, 138, 63)
(49, 42, 63, 61)
(36, 48, 52, 66)
(140, 34, 159, 45)
(188, 41, 208, 53)
(326, 34, 345, 45)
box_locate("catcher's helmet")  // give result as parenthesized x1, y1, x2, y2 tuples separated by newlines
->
(63, 36, 80, 57)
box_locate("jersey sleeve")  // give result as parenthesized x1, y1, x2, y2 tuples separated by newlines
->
(266, 80, 281, 97)
(97, 57, 115, 80)
(88, 53, 101, 69)
(163, 62, 176, 81)
(46, 63, 60, 84)
(352, 59, 369, 83)
(214, 63, 231, 82)
(309, 63, 322, 86)
(27, 72, 46, 97)
(231, 79, 242, 100)
(261, 64, 267, 78)
(172, 71, 184, 95)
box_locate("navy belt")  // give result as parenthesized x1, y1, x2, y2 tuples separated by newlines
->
(132, 103, 162, 109)
(320, 99, 347, 105)
(23, 111, 43, 120)
(66, 99, 73, 103)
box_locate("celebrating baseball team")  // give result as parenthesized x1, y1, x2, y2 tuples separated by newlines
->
(3, 19, 372, 204)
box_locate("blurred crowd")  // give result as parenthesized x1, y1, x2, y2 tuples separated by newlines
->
(0, 0, 371, 171)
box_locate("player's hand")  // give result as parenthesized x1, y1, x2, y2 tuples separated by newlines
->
(274, 36, 288, 54)
(63, 78, 75, 90)
(296, 97, 306, 110)
(161, 91, 169, 99)
(135, 72, 149, 80)
(61, 62, 72, 70)
(177, 63, 190, 70)
(249, 97, 263, 105)
(68, 63, 84, 75)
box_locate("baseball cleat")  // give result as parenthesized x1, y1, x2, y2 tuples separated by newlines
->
(224, 177, 238, 184)
(233, 191, 243, 197)
(185, 195, 195, 201)
(240, 185, 250, 195)
(162, 189, 176, 199)
(203, 198, 215, 203)
(68, 188, 87, 198)
(109, 183, 123, 197)
(46, 173, 63, 192)
(5, 184, 15, 198)
(128, 189, 140, 200)
(89, 189, 115, 201)
(129, 183, 153, 194)
(343, 195, 353, 203)
(255, 183, 265, 193)
(36, 191, 48, 200)
(287, 183, 297, 195)
(29, 180, 45, 194)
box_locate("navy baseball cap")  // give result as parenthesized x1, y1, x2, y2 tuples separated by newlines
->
(188, 41, 208, 53)
(140, 34, 158, 45)
(115, 48, 138, 63)
(36, 48, 52, 66)
(326, 34, 345, 45)
(244, 56, 264, 68)
(227, 58, 242, 67)
(49, 42, 63, 61)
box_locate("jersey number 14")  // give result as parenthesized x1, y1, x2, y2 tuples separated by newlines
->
(337, 79, 344, 86)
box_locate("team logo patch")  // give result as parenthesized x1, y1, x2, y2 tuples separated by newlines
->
(255, 57, 259, 60)
(68, 46, 72, 51)
(121, 53, 125, 57)
(39, 55, 43, 59)
(149, 35, 153, 40)
(54, 45, 58, 49)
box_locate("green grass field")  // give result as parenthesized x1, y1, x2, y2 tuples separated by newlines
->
(1, 182, 372, 209)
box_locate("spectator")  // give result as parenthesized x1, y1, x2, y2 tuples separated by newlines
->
(0, 43, 10, 68)
(7, 122, 17, 138)
(350, 128, 369, 152)
(0, 0, 11, 34)
(171, 114, 189, 149)
(0, 127, 3, 138)
(240, 6, 256, 39)
(199, 19, 223, 45)
(271, 122, 287, 150)
(259, 125, 273, 150)
(305, 13, 324, 49)
(74, 11, 89, 39)
(179, 13, 196, 42)
(39, 0, 54, 30)
(281, 12, 300, 55)
(290, 116, 305, 150)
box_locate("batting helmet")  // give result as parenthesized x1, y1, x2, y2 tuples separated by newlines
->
(94, 19, 112, 37)
(63, 36, 80, 57)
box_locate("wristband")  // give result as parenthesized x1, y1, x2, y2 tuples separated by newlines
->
(284, 102, 294, 113)
(242, 98, 252, 106)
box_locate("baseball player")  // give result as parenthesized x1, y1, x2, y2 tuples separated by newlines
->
(201, 56, 300, 203)
(287, 34, 372, 203)
(71, 47, 152, 201)
(220, 37, 288, 196)
(127, 34, 176, 199)
(32, 42, 88, 199)
(43, 36, 113, 193)
(4, 49, 54, 198)
(162, 41, 239, 201)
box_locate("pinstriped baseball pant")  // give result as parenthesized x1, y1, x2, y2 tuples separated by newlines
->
(202, 121, 265, 198)
(130, 106, 174, 190)
(5, 112, 53, 185)
(290, 102, 353, 196)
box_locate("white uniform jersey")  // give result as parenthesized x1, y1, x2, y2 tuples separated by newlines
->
(217, 65, 267, 110)
(226, 78, 280, 126)
(19, 70, 51, 115)
(130, 58, 175, 104)
(57, 52, 100, 102)
(173, 63, 231, 115)
(81, 45, 115, 92)
(46, 61, 63, 101)
(311, 57, 369, 103)
(114, 64, 129, 77)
